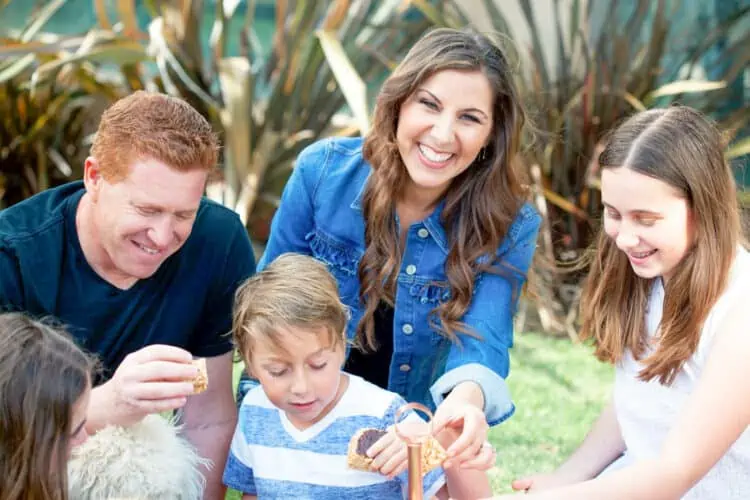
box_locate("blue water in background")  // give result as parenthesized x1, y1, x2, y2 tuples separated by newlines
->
(0, 0, 276, 58)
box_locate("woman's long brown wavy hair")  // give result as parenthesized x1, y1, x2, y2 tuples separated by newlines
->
(0, 313, 94, 500)
(580, 106, 743, 385)
(358, 28, 529, 349)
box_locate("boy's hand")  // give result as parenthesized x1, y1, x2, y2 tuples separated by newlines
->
(366, 427, 409, 478)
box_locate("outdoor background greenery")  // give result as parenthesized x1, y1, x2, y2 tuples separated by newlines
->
(2, 0, 747, 335)
(0, 1, 744, 497)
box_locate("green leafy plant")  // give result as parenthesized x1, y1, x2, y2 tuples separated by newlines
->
(0, 0, 148, 208)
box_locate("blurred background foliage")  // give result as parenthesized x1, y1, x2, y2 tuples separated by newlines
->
(1, 0, 748, 335)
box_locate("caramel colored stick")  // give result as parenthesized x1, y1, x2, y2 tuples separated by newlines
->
(407, 442, 424, 500)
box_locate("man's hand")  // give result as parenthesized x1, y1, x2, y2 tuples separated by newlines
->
(88, 344, 198, 431)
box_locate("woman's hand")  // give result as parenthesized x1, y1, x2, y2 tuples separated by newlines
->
(432, 382, 494, 470)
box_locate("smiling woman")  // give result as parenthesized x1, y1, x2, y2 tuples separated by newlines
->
(395, 69, 494, 204)
(237, 27, 542, 488)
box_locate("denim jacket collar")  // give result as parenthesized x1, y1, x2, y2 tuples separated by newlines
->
(350, 176, 449, 255)
(420, 201, 448, 254)
(349, 174, 368, 211)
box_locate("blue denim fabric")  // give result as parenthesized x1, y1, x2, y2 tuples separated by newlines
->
(247, 136, 540, 426)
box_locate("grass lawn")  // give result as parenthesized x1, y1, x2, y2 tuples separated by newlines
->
(226, 331, 612, 498)
(486, 332, 612, 493)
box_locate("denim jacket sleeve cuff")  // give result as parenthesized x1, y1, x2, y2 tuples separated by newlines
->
(429, 363, 515, 426)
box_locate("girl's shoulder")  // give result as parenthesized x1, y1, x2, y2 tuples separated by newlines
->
(699, 246, 750, 347)
(733, 245, 750, 274)
(721, 246, 750, 305)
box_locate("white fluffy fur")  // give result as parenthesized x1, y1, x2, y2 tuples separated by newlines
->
(68, 414, 211, 500)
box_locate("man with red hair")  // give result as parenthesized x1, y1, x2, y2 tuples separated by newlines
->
(0, 91, 255, 499)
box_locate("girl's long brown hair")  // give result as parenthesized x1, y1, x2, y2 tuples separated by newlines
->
(0, 313, 94, 500)
(580, 106, 743, 385)
(358, 28, 529, 349)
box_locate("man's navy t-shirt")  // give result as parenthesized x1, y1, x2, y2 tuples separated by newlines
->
(0, 182, 256, 381)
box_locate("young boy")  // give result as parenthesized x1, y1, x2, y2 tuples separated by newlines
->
(223, 253, 492, 499)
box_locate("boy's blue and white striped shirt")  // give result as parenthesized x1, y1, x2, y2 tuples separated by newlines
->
(223, 374, 446, 499)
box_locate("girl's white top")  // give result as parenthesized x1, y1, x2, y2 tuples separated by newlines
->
(614, 246, 750, 499)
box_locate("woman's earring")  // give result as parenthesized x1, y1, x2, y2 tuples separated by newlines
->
(479, 148, 487, 162)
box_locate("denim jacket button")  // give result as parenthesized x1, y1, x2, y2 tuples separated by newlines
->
(402, 324, 413, 335)
(399, 364, 411, 372)
(417, 228, 429, 238)
(405, 264, 417, 275)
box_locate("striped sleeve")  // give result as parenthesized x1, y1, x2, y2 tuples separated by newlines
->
(222, 404, 258, 494)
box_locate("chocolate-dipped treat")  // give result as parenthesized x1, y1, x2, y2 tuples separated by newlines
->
(346, 427, 447, 474)
(347, 428, 387, 471)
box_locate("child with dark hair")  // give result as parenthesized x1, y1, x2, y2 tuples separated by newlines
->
(0, 312, 94, 500)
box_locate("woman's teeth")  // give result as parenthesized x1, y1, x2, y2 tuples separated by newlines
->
(631, 249, 657, 259)
(419, 144, 453, 163)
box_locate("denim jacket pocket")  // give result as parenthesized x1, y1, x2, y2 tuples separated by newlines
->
(408, 280, 452, 347)
(307, 229, 363, 306)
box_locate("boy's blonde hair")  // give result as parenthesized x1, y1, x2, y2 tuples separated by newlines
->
(232, 253, 349, 362)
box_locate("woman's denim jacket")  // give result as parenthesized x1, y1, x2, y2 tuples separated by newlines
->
(258, 137, 541, 426)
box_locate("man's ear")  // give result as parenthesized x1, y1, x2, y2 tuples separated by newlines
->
(82, 157, 103, 200)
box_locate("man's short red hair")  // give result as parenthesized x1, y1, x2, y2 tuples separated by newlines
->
(91, 91, 218, 181)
